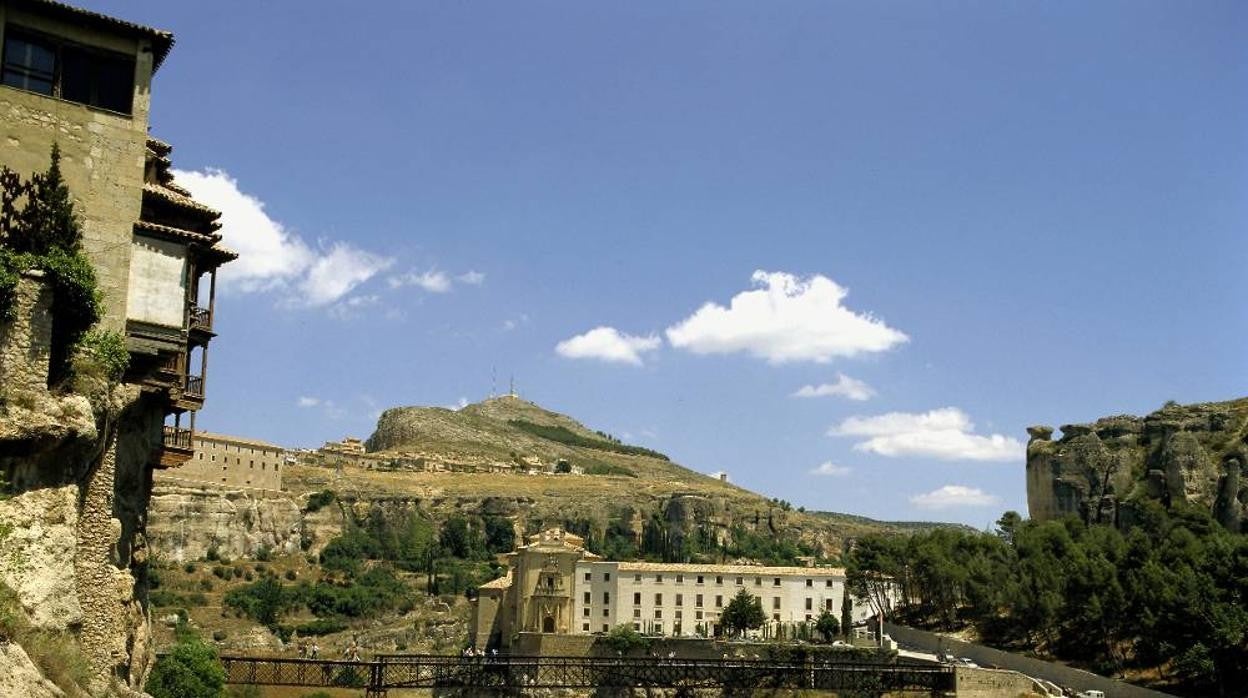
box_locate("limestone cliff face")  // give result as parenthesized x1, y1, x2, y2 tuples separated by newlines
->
(1026, 398, 1248, 529)
(146, 487, 308, 562)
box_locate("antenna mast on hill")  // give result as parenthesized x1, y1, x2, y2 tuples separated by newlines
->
(509, 374, 517, 398)
(491, 366, 497, 398)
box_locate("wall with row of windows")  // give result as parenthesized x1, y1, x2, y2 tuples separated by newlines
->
(154, 433, 284, 493)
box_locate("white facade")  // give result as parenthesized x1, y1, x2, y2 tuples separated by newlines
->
(570, 561, 872, 638)
(125, 235, 187, 327)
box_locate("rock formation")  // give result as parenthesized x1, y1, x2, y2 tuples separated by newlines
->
(1026, 398, 1248, 530)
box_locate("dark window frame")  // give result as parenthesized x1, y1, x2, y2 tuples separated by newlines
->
(1, 24, 136, 115)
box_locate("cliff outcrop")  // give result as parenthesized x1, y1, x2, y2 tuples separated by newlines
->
(1026, 397, 1248, 529)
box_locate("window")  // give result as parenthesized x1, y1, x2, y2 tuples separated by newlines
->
(696, 575, 704, 584)
(2, 31, 54, 95)
(634, 609, 641, 618)
(654, 593, 662, 605)
(604, 573, 611, 582)
(583, 607, 590, 617)
(583, 623, 590, 632)
(806, 579, 813, 588)
(715, 575, 723, 585)
(695, 594, 703, 607)
(715, 595, 723, 608)
(654, 609, 662, 619)
(826, 599, 834, 611)
(633, 623, 641, 631)
(603, 608, 609, 617)
(583, 592, 591, 604)
(211, 455, 216, 462)
(736, 577, 743, 585)
(198, 453, 203, 460)
(676, 594, 683, 607)
(633, 593, 641, 605)
(675, 610, 682, 619)
(585, 572, 592, 582)
(773, 597, 781, 610)
(773, 577, 781, 587)
(675, 575, 683, 584)
(635, 574, 642, 582)
(655, 574, 663, 583)
(674, 622, 682, 635)
(603, 592, 610, 604)
(805, 614, 812, 622)
(603, 624, 609, 633)
(755, 577, 762, 586)
(826, 579, 834, 588)
(772, 613, 780, 621)
(805, 598, 812, 610)
(695, 610, 703, 620)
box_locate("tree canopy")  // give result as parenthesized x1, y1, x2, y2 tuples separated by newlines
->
(719, 588, 766, 637)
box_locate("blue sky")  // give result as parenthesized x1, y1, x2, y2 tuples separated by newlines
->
(92, 1, 1245, 525)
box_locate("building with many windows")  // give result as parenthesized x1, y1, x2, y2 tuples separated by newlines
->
(153, 432, 285, 494)
(471, 528, 876, 651)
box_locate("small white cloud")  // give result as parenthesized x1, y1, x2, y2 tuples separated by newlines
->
(327, 294, 382, 320)
(457, 270, 486, 285)
(910, 485, 1001, 510)
(793, 374, 876, 401)
(708, 470, 728, 481)
(299, 245, 393, 307)
(390, 269, 452, 293)
(810, 461, 852, 477)
(502, 313, 531, 332)
(296, 396, 321, 408)
(666, 271, 908, 364)
(555, 326, 661, 366)
(172, 168, 393, 307)
(830, 407, 1024, 462)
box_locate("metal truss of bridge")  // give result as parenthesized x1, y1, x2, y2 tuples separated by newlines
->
(220, 654, 955, 696)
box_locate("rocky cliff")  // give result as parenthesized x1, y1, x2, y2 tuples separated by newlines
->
(1026, 397, 1248, 529)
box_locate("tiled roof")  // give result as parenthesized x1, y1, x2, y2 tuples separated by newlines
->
(19, 0, 174, 72)
(134, 219, 218, 246)
(614, 561, 846, 577)
(203, 244, 239, 263)
(143, 183, 221, 219)
(480, 572, 513, 590)
(195, 431, 285, 450)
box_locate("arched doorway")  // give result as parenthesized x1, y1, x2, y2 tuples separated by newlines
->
(542, 616, 556, 633)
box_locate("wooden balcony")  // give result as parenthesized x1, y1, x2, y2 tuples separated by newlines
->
(185, 374, 204, 398)
(189, 304, 213, 334)
(155, 425, 194, 468)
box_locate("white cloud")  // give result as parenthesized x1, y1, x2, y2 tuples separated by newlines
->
(830, 407, 1024, 462)
(172, 168, 393, 306)
(502, 313, 527, 331)
(296, 396, 321, 408)
(299, 245, 393, 307)
(555, 326, 661, 366)
(327, 294, 382, 320)
(910, 485, 1001, 510)
(810, 461, 852, 477)
(446, 397, 469, 410)
(793, 374, 876, 401)
(389, 269, 485, 293)
(665, 271, 908, 364)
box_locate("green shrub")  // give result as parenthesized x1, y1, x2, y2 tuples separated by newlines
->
(289, 618, 348, 636)
(584, 462, 637, 478)
(145, 632, 225, 698)
(304, 490, 336, 513)
(75, 329, 128, 381)
(183, 562, 197, 574)
(508, 419, 669, 460)
(285, 569, 298, 581)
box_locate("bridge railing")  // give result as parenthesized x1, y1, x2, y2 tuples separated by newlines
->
(217, 653, 955, 694)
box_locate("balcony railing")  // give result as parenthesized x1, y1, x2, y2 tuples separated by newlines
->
(158, 352, 183, 375)
(185, 375, 204, 398)
(189, 305, 212, 332)
(162, 426, 193, 450)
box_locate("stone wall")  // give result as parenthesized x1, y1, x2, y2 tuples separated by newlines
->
(0, 271, 52, 393)
(954, 666, 1047, 697)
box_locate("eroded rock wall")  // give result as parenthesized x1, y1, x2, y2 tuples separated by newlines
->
(1026, 398, 1248, 529)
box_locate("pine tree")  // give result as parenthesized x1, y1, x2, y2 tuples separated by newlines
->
(14, 144, 82, 255)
